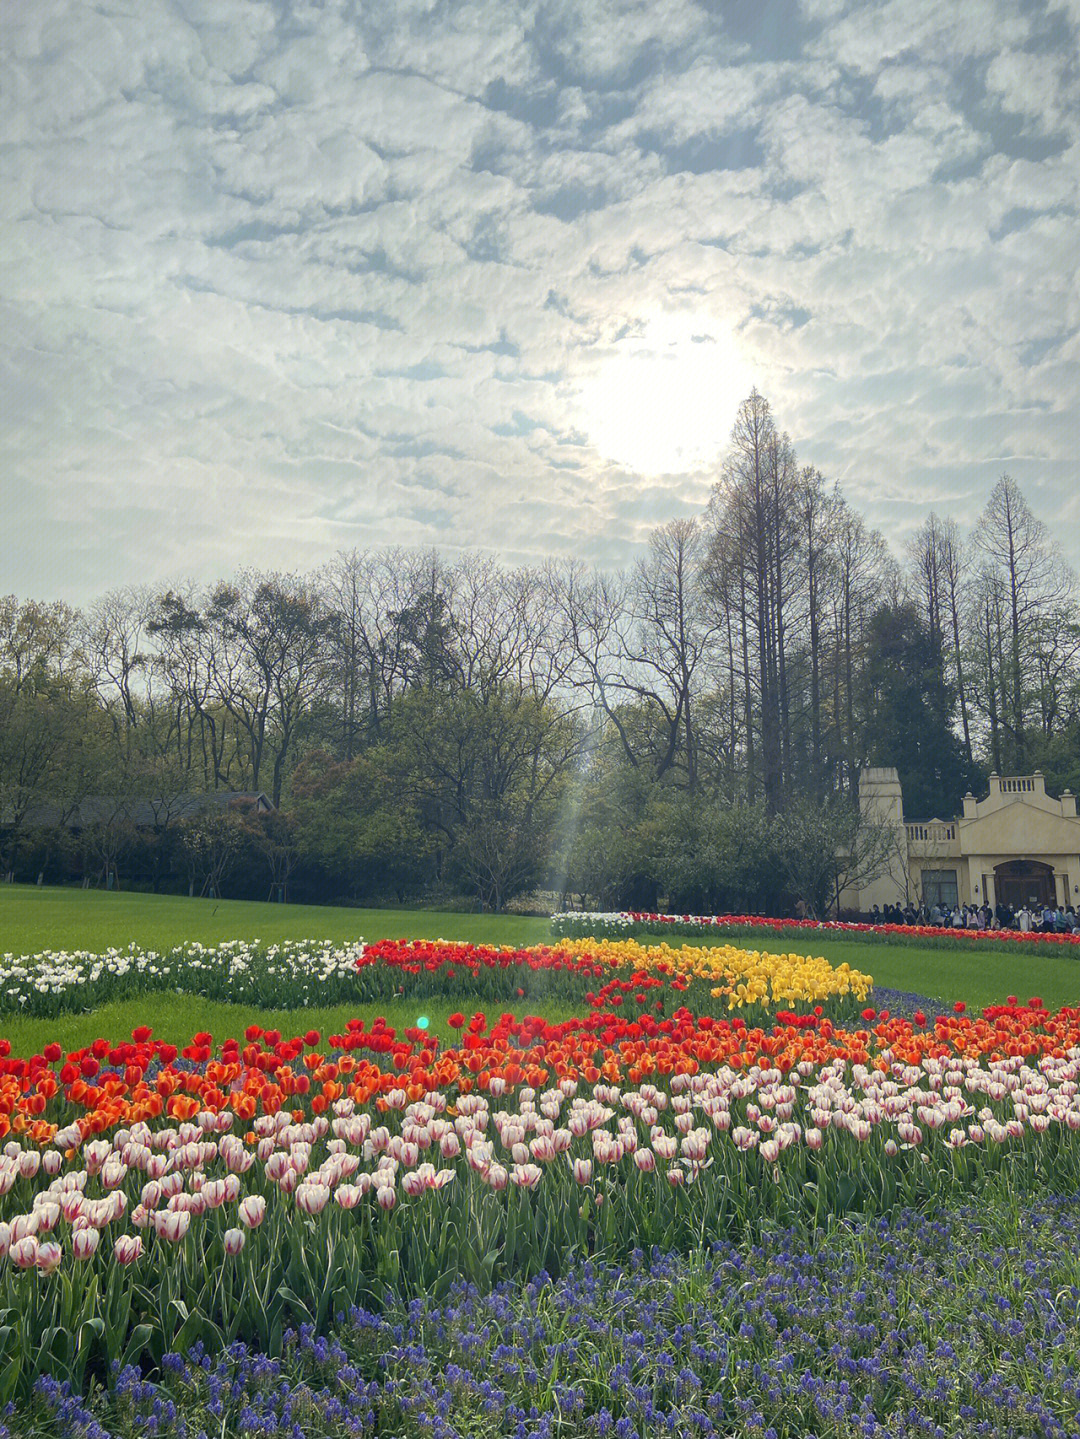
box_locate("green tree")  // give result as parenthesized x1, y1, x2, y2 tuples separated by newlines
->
(860, 603, 974, 819)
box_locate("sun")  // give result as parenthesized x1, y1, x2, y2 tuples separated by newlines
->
(581, 315, 753, 475)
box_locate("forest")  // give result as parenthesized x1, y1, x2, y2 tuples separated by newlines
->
(3, 392, 1077, 916)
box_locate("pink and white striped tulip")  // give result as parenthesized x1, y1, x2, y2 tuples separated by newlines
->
(238, 1194, 266, 1229)
(114, 1235, 144, 1265)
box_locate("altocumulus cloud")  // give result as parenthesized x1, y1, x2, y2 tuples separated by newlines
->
(1, 0, 1077, 603)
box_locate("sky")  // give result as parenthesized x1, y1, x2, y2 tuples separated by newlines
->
(2, 0, 1079, 607)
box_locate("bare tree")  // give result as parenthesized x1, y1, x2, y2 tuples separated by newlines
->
(975, 475, 1072, 767)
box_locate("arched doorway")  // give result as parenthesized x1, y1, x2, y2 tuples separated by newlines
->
(994, 859, 1056, 909)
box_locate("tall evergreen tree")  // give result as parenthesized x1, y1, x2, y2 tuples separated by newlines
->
(859, 602, 976, 819)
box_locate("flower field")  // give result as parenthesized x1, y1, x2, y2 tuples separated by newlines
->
(0, 935, 874, 1022)
(552, 908, 1080, 951)
(2, 934, 1080, 1436)
(33, 1195, 1080, 1439)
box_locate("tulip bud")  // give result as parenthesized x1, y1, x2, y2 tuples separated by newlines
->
(18, 1150, 41, 1181)
(73, 1227, 101, 1261)
(35, 1240, 63, 1274)
(223, 1228, 246, 1257)
(9, 1236, 38, 1268)
(159, 1210, 191, 1244)
(10, 1214, 39, 1244)
(201, 1179, 227, 1209)
(375, 1185, 396, 1211)
(238, 1194, 266, 1229)
(33, 1202, 61, 1234)
(571, 1157, 592, 1185)
(511, 1163, 542, 1190)
(296, 1182, 331, 1216)
(42, 1151, 64, 1177)
(114, 1235, 144, 1265)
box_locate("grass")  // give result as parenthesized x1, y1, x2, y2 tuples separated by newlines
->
(0, 885, 551, 952)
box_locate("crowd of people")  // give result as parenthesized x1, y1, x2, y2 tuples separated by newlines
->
(866, 900, 1080, 934)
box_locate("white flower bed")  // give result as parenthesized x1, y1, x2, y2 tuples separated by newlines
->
(0, 939, 365, 1018)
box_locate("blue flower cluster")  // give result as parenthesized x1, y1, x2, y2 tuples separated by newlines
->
(30, 1196, 1080, 1438)
(865, 984, 950, 1021)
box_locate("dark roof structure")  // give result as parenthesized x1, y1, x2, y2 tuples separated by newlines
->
(10, 792, 274, 830)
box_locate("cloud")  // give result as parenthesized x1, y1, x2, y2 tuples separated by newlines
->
(1, 0, 1078, 605)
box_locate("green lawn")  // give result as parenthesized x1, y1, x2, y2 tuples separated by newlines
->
(0, 885, 551, 953)
(2, 886, 1079, 1057)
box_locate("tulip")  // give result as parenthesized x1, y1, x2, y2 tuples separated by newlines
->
(484, 1164, 508, 1192)
(10, 1214, 39, 1244)
(511, 1163, 543, 1189)
(33, 1239, 62, 1274)
(223, 1228, 246, 1256)
(72, 1227, 101, 1261)
(33, 1202, 61, 1234)
(114, 1235, 144, 1265)
(238, 1194, 267, 1229)
(296, 1182, 331, 1216)
(571, 1157, 592, 1185)
(101, 1157, 127, 1189)
(157, 1210, 191, 1244)
(335, 1184, 362, 1210)
(201, 1179, 228, 1209)
(9, 1236, 38, 1269)
(375, 1185, 396, 1211)
(18, 1150, 41, 1181)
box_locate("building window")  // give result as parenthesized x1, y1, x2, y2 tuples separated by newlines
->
(921, 869, 958, 910)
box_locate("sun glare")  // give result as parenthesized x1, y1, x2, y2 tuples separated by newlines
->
(582, 316, 753, 475)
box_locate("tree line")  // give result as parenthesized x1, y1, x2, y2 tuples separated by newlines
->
(3, 390, 1077, 914)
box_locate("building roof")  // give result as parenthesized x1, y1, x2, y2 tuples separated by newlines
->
(11, 792, 274, 830)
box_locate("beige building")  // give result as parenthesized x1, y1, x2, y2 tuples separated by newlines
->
(845, 767, 1080, 914)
